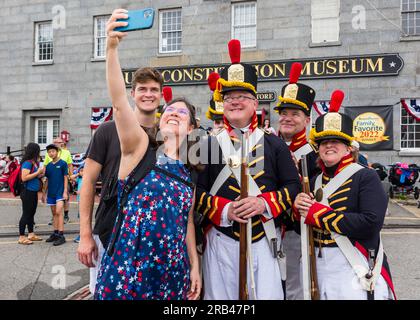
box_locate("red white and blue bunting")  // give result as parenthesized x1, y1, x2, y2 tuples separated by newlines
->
(312, 101, 330, 116)
(90, 107, 112, 129)
(401, 99, 420, 121)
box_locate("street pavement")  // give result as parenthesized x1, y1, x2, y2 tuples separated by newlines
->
(0, 193, 96, 300)
(0, 193, 419, 300)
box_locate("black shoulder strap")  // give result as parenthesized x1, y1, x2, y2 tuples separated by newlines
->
(153, 166, 195, 189)
(119, 146, 157, 212)
(107, 145, 157, 256)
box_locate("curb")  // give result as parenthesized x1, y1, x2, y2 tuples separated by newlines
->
(390, 199, 420, 218)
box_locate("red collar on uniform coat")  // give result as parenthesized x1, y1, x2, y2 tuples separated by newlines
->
(223, 112, 259, 139)
(286, 128, 308, 152)
(319, 153, 355, 177)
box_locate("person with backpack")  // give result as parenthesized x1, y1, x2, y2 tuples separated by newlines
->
(93, 10, 201, 300)
(18, 142, 44, 245)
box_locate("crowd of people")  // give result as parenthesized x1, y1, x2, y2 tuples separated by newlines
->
(0, 154, 19, 192)
(14, 137, 85, 246)
(10, 9, 396, 301)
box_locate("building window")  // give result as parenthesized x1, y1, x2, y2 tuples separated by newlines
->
(232, 2, 257, 48)
(94, 16, 109, 59)
(159, 8, 182, 53)
(37, 119, 47, 144)
(35, 21, 53, 62)
(35, 118, 60, 151)
(402, 0, 420, 36)
(401, 106, 420, 149)
(311, 0, 340, 44)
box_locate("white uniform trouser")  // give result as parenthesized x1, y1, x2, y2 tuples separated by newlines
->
(283, 230, 303, 300)
(309, 247, 392, 300)
(203, 227, 284, 300)
(89, 234, 105, 294)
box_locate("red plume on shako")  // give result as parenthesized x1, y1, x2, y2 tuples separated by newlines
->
(208, 72, 220, 91)
(162, 86, 173, 104)
(289, 62, 302, 84)
(329, 90, 345, 113)
(206, 72, 224, 121)
(228, 39, 241, 64)
(156, 86, 173, 118)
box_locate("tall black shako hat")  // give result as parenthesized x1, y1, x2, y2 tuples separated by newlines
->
(206, 72, 224, 121)
(310, 90, 354, 146)
(213, 39, 258, 102)
(275, 62, 315, 116)
(156, 86, 172, 118)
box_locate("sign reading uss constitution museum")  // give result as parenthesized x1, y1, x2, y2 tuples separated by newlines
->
(123, 53, 403, 87)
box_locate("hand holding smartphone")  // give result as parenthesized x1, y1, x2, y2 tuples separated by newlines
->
(114, 8, 155, 32)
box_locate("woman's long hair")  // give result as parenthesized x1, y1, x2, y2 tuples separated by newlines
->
(21, 143, 40, 164)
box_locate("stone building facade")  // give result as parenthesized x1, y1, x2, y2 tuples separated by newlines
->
(0, 0, 420, 167)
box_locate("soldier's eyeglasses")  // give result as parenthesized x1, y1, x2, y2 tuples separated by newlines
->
(224, 95, 256, 103)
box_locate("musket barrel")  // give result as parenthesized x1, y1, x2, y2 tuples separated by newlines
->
(239, 131, 249, 300)
(300, 154, 320, 300)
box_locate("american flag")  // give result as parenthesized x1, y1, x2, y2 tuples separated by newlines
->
(312, 101, 330, 116)
(90, 107, 112, 129)
(401, 99, 420, 121)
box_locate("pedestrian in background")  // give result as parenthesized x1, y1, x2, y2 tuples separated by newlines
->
(44, 137, 73, 223)
(71, 164, 84, 243)
(42, 144, 68, 246)
(18, 143, 44, 245)
(262, 118, 277, 135)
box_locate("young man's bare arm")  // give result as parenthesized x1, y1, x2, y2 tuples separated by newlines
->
(77, 158, 102, 268)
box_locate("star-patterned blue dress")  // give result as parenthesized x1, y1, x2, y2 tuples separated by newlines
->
(95, 154, 194, 300)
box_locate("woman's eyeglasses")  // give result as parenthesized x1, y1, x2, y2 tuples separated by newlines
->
(164, 106, 190, 116)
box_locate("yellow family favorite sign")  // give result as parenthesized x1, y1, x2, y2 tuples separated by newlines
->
(353, 112, 390, 144)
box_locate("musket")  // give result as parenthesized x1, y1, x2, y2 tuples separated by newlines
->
(300, 154, 320, 300)
(239, 131, 249, 300)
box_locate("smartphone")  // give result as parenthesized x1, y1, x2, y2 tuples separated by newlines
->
(115, 8, 155, 32)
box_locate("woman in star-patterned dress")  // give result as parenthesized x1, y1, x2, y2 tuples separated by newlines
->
(94, 10, 201, 300)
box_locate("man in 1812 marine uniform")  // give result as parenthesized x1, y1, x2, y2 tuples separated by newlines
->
(195, 39, 300, 300)
(274, 62, 319, 300)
